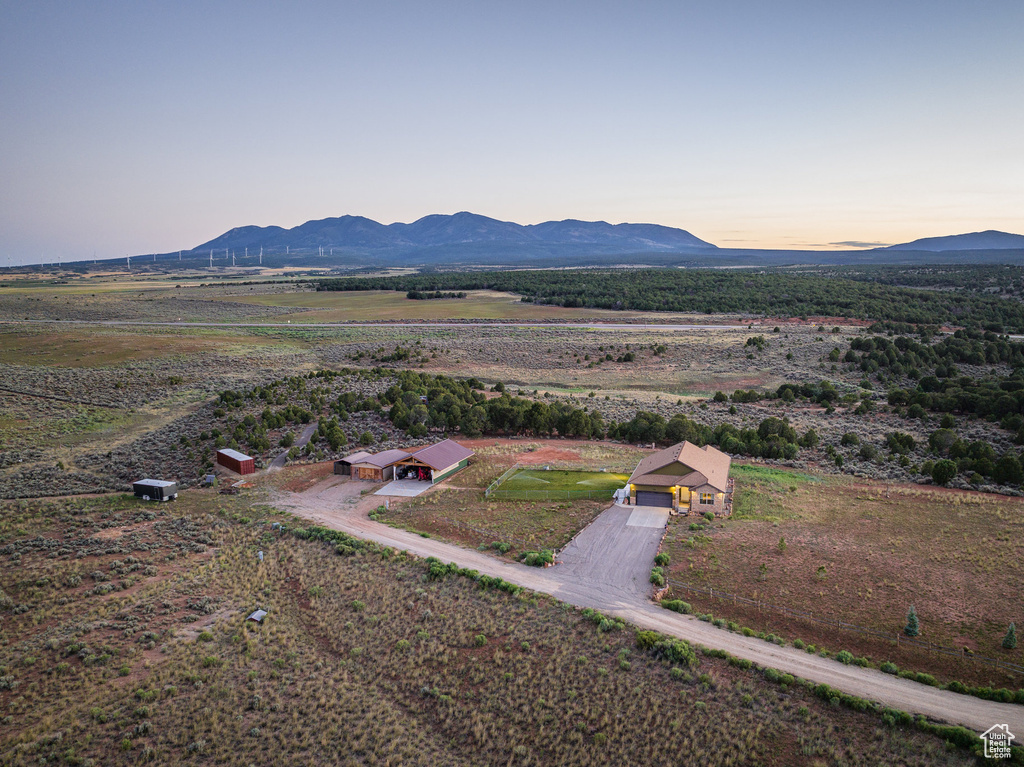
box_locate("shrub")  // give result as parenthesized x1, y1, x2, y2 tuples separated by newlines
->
(835, 650, 854, 665)
(661, 599, 692, 614)
(1004, 623, 1017, 650)
(649, 567, 665, 587)
(654, 552, 670, 567)
(904, 605, 920, 637)
(473, 634, 487, 647)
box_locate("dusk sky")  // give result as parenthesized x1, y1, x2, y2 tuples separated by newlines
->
(2, 1, 1022, 264)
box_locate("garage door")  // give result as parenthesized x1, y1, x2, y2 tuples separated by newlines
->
(635, 490, 673, 508)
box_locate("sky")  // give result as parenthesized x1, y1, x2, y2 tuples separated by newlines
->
(1, 1, 1023, 265)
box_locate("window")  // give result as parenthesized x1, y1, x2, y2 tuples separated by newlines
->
(698, 492, 714, 505)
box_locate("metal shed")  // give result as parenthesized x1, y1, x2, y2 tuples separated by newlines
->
(216, 448, 255, 475)
(334, 451, 373, 476)
(132, 479, 178, 501)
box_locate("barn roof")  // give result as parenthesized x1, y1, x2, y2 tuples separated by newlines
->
(217, 448, 253, 462)
(353, 449, 410, 468)
(627, 441, 731, 492)
(405, 439, 475, 470)
(338, 451, 373, 464)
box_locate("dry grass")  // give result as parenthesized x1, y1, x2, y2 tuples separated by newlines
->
(664, 463, 1024, 686)
(0, 492, 973, 766)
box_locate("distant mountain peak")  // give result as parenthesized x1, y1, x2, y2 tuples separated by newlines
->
(884, 230, 1024, 252)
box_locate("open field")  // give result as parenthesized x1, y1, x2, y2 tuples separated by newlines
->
(216, 289, 647, 322)
(0, 492, 990, 766)
(662, 463, 1024, 687)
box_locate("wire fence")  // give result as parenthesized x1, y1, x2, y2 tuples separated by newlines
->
(484, 463, 524, 498)
(665, 578, 1024, 676)
(436, 516, 533, 550)
(488, 488, 619, 502)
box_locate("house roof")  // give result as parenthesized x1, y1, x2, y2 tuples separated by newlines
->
(217, 448, 253, 462)
(627, 441, 731, 492)
(338, 451, 373, 464)
(352, 449, 410, 469)
(403, 439, 475, 471)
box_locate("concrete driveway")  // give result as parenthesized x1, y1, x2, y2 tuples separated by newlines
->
(555, 503, 669, 606)
(375, 479, 432, 497)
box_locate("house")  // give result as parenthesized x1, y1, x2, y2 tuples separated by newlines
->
(626, 441, 732, 515)
(132, 479, 178, 501)
(393, 439, 474, 483)
(347, 449, 411, 482)
(216, 448, 255, 475)
(333, 451, 374, 476)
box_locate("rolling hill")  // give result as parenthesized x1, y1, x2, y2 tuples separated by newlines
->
(883, 230, 1024, 251)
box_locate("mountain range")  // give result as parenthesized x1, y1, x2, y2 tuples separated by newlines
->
(193, 212, 716, 255)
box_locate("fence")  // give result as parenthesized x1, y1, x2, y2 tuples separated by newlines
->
(436, 516, 532, 550)
(484, 463, 523, 498)
(488, 488, 619, 502)
(665, 578, 1024, 677)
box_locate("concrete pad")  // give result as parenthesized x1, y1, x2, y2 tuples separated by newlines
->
(626, 507, 671, 528)
(375, 479, 432, 498)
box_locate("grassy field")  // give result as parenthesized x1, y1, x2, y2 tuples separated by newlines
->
(0, 492, 983, 765)
(663, 463, 1024, 687)
(492, 469, 628, 500)
(215, 289, 646, 322)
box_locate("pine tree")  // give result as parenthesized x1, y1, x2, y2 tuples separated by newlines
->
(1004, 623, 1017, 650)
(904, 605, 920, 637)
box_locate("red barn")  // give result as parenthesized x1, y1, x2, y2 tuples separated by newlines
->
(216, 448, 255, 475)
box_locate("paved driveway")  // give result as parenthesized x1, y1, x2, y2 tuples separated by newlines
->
(554, 503, 669, 606)
(375, 479, 432, 497)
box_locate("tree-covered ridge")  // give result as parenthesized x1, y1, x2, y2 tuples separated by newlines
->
(317, 269, 1024, 330)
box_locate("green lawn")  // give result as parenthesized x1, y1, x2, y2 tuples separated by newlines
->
(492, 469, 628, 500)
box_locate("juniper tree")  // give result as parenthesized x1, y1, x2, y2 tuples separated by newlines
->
(1004, 623, 1017, 650)
(904, 605, 920, 637)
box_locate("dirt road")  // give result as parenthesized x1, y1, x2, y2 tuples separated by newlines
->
(274, 476, 1024, 738)
(268, 421, 318, 471)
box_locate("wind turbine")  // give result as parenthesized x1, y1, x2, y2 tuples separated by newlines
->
(259, 246, 263, 266)
(209, 250, 213, 268)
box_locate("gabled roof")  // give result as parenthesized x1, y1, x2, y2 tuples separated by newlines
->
(404, 439, 475, 470)
(627, 441, 731, 492)
(338, 451, 373, 464)
(351, 449, 410, 468)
